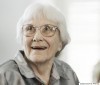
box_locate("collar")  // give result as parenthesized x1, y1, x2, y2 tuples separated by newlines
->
(14, 50, 35, 78)
(14, 50, 69, 80)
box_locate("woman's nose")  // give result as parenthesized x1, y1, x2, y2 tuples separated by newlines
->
(32, 30, 43, 42)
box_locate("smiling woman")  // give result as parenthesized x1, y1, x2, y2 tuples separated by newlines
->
(0, 1, 79, 85)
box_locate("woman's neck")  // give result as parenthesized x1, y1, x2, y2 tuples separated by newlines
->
(29, 58, 55, 85)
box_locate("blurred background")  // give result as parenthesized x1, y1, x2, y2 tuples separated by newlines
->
(0, 0, 100, 83)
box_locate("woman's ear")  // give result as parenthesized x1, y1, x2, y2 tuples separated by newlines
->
(58, 42, 62, 51)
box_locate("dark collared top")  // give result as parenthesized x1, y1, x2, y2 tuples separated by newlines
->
(0, 51, 79, 85)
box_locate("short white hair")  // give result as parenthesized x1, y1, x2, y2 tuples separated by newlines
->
(17, 2, 70, 50)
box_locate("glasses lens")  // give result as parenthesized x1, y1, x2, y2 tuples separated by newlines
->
(23, 24, 35, 36)
(23, 24, 57, 37)
(41, 25, 56, 37)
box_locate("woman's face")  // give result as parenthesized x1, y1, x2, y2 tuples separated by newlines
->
(22, 18, 62, 64)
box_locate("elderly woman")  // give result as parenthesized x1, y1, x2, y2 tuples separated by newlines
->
(0, 2, 79, 85)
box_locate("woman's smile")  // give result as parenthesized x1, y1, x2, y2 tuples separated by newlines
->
(31, 46, 47, 50)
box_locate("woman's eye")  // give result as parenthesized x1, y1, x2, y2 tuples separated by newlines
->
(44, 26, 51, 31)
(26, 26, 33, 31)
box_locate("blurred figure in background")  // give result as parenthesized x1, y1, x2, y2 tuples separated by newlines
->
(93, 60, 100, 83)
(0, 1, 79, 85)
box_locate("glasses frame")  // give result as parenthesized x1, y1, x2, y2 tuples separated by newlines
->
(22, 24, 58, 37)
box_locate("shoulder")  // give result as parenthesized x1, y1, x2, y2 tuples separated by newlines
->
(54, 58, 79, 84)
(0, 60, 18, 73)
(54, 58, 73, 71)
(0, 60, 25, 85)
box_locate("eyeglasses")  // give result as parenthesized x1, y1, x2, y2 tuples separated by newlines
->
(22, 24, 58, 37)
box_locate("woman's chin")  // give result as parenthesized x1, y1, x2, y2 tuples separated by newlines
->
(28, 55, 48, 64)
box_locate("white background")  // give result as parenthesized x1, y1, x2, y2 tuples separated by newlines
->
(0, 0, 100, 83)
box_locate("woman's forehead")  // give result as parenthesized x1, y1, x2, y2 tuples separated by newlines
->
(23, 18, 57, 26)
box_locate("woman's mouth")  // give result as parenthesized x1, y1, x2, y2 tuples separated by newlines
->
(31, 46, 47, 50)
